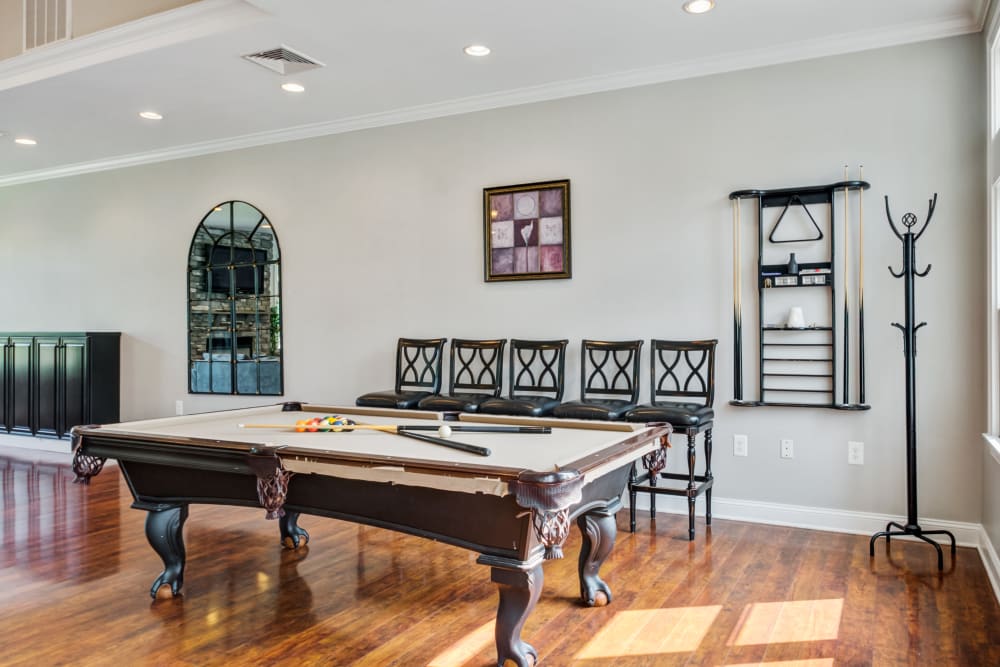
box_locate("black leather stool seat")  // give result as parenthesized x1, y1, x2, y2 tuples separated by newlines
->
(356, 390, 431, 410)
(355, 337, 446, 411)
(418, 393, 495, 412)
(476, 339, 568, 418)
(553, 399, 637, 421)
(624, 403, 714, 428)
(478, 395, 561, 417)
(416, 338, 507, 414)
(552, 339, 644, 422)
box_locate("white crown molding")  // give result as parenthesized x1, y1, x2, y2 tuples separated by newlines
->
(979, 0, 995, 32)
(0, 0, 267, 92)
(0, 8, 985, 189)
(988, 0, 1000, 39)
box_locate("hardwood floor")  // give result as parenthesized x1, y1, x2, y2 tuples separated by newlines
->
(2, 445, 999, 666)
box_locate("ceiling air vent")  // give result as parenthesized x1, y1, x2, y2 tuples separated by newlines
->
(241, 45, 325, 75)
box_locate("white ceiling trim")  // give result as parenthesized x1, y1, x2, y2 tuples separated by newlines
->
(0, 0, 267, 92)
(978, 0, 995, 30)
(0, 8, 984, 189)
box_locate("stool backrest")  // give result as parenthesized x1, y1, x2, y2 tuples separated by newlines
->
(650, 339, 718, 407)
(450, 339, 506, 396)
(395, 338, 447, 394)
(508, 339, 568, 400)
(579, 339, 643, 403)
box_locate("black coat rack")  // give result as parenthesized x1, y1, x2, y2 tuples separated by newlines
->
(869, 194, 955, 570)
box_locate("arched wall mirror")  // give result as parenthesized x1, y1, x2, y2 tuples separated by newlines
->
(187, 201, 283, 395)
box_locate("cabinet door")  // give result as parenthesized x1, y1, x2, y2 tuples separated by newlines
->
(0, 337, 7, 432)
(61, 337, 87, 437)
(9, 337, 33, 434)
(34, 337, 60, 437)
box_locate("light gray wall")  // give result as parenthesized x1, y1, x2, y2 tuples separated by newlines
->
(0, 35, 985, 522)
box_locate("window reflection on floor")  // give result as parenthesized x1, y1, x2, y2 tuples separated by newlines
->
(0, 450, 120, 581)
(730, 599, 843, 646)
(576, 605, 723, 659)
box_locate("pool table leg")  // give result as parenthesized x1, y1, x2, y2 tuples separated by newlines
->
(483, 559, 543, 667)
(577, 506, 616, 607)
(279, 511, 310, 549)
(139, 502, 189, 598)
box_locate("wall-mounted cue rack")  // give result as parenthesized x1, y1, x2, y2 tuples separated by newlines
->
(729, 177, 871, 410)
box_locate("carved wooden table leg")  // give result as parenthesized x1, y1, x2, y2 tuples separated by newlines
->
(138, 502, 189, 598)
(483, 558, 543, 667)
(71, 427, 106, 484)
(643, 440, 668, 520)
(279, 510, 310, 549)
(577, 503, 617, 607)
(248, 453, 293, 520)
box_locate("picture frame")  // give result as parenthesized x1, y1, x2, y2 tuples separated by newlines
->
(483, 179, 571, 282)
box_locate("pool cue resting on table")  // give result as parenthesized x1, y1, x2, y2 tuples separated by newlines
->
(239, 422, 551, 435)
(236, 415, 552, 457)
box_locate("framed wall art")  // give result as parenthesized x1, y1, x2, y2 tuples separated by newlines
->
(483, 179, 571, 282)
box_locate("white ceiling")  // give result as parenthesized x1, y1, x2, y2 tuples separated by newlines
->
(0, 0, 989, 187)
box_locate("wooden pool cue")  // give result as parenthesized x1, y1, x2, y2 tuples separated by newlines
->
(238, 422, 493, 456)
(842, 165, 851, 405)
(732, 197, 743, 400)
(857, 165, 866, 405)
(239, 423, 550, 434)
(400, 424, 550, 434)
(395, 429, 492, 457)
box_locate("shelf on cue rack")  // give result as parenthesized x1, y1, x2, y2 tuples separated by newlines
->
(731, 400, 870, 411)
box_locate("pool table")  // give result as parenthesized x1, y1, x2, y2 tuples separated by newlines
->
(71, 403, 670, 667)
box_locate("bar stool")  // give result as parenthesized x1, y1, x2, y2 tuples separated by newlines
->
(355, 337, 447, 409)
(624, 339, 717, 540)
(417, 338, 506, 412)
(552, 339, 643, 420)
(478, 339, 568, 417)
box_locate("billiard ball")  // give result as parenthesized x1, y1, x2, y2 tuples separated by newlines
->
(437, 424, 452, 438)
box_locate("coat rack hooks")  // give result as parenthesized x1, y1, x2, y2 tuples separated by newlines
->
(869, 192, 955, 570)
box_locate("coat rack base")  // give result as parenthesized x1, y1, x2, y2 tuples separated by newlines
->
(869, 521, 956, 571)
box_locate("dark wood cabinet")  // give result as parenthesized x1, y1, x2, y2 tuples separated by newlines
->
(9, 336, 33, 435)
(0, 332, 120, 438)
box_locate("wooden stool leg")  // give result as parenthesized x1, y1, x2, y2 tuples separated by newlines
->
(686, 430, 696, 541)
(704, 427, 713, 526)
(628, 462, 638, 533)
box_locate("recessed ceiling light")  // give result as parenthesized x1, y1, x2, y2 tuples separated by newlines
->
(281, 82, 305, 93)
(139, 111, 163, 120)
(682, 0, 715, 14)
(15, 137, 37, 145)
(463, 44, 491, 57)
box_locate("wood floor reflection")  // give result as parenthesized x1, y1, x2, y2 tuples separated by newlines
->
(1, 445, 999, 666)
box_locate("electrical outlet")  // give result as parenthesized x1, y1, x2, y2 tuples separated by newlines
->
(175, 400, 184, 416)
(734, 434, 748, 457)
(780, 438, 794, 459)
(848, 441, 864, 465)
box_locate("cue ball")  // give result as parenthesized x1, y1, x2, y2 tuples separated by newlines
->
(438, 424, 452, 438)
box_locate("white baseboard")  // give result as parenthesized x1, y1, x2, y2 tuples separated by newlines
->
(628, 493, 983, 546)
(0, 432, 72, 454)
